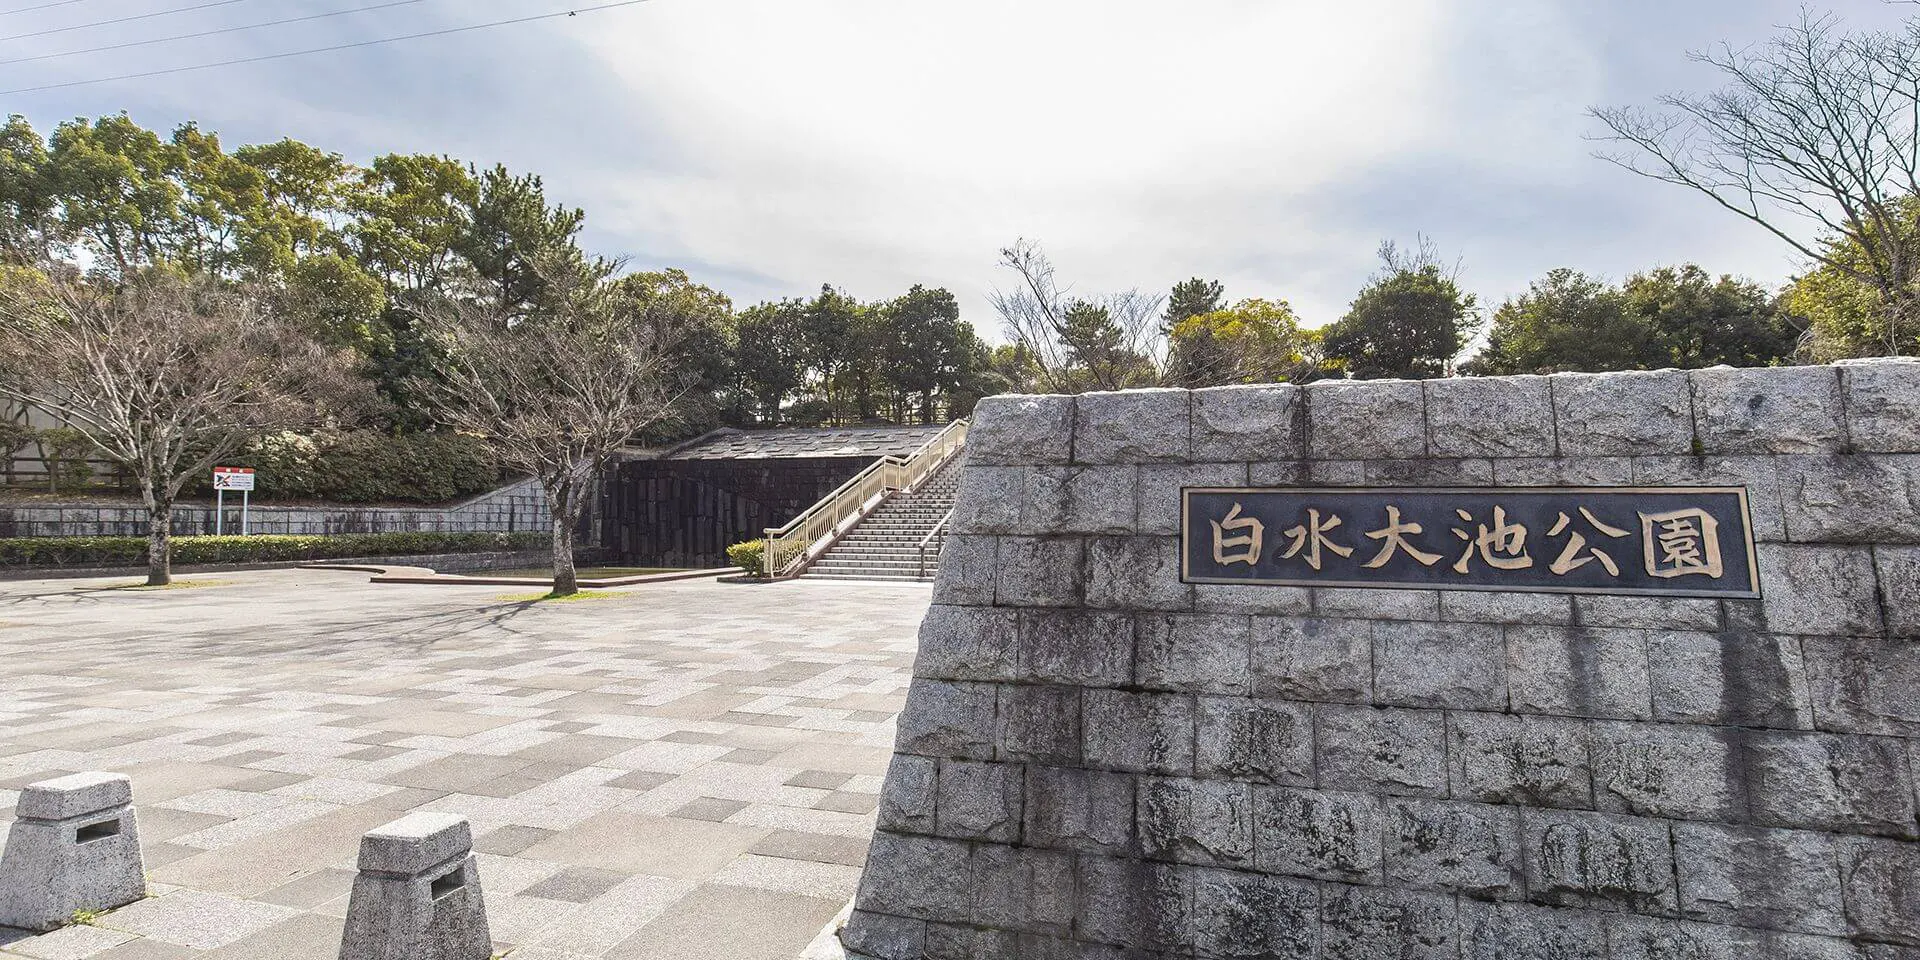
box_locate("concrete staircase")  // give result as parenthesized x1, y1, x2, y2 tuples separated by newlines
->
(802, 459, 961, 582)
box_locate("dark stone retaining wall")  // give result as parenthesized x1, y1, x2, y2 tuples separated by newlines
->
(0, 479, 549, 538)
(842, 360, 1920, 959)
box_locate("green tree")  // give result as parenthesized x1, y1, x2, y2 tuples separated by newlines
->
(0, 116, 57, 264)
(1628, 265, 1799, 368)
(1783, 196, 1920, 360)
(1322, 240, 1478, 379)
(611, 268, 736, 437)
(232, 138, 357, 269)
(880, 285, 978, 423)
(1167, 297, 1319, 386)
(1164, 277, 1225, 332)
(46, 114, 185, 276)
(1470, 269, 1644, 375)
(460, 164, 587, 318)
(734, 299, 808, 423)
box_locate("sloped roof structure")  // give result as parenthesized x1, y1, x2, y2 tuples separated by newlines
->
(662, 424, 950, 461)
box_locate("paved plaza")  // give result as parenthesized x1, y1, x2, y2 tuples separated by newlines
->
(0, 570, 928, 959)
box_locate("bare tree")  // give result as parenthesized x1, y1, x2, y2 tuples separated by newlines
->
(989, 239, 1166, 392)
(0, 271, 362, 585)
(411, 261, 683, 596)
(1590, 10, 1920, 355)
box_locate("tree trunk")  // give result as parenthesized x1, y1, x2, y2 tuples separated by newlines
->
(145, 490, 172, 587)
(549, 494, 578, 597)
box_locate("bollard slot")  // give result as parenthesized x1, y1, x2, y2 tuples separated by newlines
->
(429, 866, 466, 901)
(74, 818, 120, 844)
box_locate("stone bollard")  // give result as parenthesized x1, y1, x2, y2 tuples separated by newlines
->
(339, 812, 492, 960)
(0, 772, 146, 931)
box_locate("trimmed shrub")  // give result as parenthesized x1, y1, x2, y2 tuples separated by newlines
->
(0, 532, 546, 570)
(180, 430, 502, 505)
(726, 539, 767, 576)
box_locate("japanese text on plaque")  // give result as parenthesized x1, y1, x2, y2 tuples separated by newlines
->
(1183, 487, 1758, 598)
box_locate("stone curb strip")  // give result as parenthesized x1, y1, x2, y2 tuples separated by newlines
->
(339, 812, 492, 960)
(0, 772, 146, 932)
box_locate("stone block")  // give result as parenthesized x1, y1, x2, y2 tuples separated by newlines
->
(1023, 766, 1135, 855)
(1383, 798, 1523, 899)
(1085, 537, 1191, 611)
(1189, 867, 1319, 959)
(1447, 712, 1593, 809)
(1191, 583, 1313, 616)
(1522, 809, 1677, 915)
(1320, 885, 1456, 960)
(1307, 379, 1427, 459)
(1019, 610, 1134, 687)
(1427, 375, 1556, 458)
(1759, 544, 1884, 636)
(1372, 620, 1507, 710)
(1492, 456, 1635, 486)
(931, 535, 997, 607)
(340, 812, 491, 960)
(895, 679, 997, 761)
(1136, 462, 1247, 536)
(949, 465, 1025, 535)
(935, 760, 1023, 843)
(996, 685, 1082, 766)
(1506, 625, 1652, 721)
(1551, 369, 1694, 456)
(1135, 614, 1251, 694)
(857, 832, 974, 921)
(1672, 822, 1845, 936)
(1365, 458, 1496, 485)
(1842, 358, 1920, 453)
(1589, 721, 1745, 821)
(839, 910, 927, 960)
(915, 605, 1020, 682)
(1457, 899, 1608, 960)
(1083, 690, 1195, 776)
(996, 537, 1086, 608)
(1316, 706, 1448, 798)
(1838, 835, 1920, 944)
(876, 754, 938, 834)
(1309, 460, 1370, 484)
(1691, 365, 1846, 454)
(1780, 455, 1920, 543)
(1646, 630, 1812, 730)
(1439, 590, 1574, 626)
(1572, 595, 1722, 632)
(1249, 459, 1314, 485)
(1194, 696, 1313, 786)
(1137, 777, 1255, 868)
(1634, 454, 1791, 541)
(1746, 732, 1917, 838)
(1192, 383, 1303, 462)
(1605, 915, 1765, 960)
(1315, 587, 1441, 621)
(1024, 466, 1139, 535)
(1252, 786, 1384, 883)
(1875, 545, 1920, 638)
(1250, 617, 1373, 703)
(1075, 855, 1191, 953)
(0, 772, 145, 932)
(969, 394, 1074, 465)
(1074, 389, 1191, 464)
(1803, 637, 1920, 737)
(968, 843, 1075, 935)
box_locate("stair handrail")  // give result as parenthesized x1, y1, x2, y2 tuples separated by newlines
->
(762, 420, 968, 579)
(917, 507, 954, 580)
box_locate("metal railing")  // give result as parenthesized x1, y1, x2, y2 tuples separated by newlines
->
(917, 507, 954, 580)
(762, 420, 968, 579)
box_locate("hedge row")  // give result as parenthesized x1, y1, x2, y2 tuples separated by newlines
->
(177, 431, 503, 504)
(0, 532, 548, 569)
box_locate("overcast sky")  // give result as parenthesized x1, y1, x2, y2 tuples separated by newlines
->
(5, 0, 1914, 337)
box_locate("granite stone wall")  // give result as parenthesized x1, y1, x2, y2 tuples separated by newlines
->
(0, 479, 550, 539)
(842, 360, 1920, 960)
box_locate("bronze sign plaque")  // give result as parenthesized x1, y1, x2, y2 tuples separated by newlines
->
(1182, 486, 1760, 598)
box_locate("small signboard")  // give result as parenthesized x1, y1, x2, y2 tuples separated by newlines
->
(1182, 486, 1760, 598)
(212, 467, 255, 492)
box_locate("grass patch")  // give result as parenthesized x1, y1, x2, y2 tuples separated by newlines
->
(494, 589, 620, 603)
(101, 579, 231, 592)
(482, 567, 680, 580)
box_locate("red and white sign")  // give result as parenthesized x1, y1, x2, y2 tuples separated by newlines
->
(212, 467, 256, 491)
